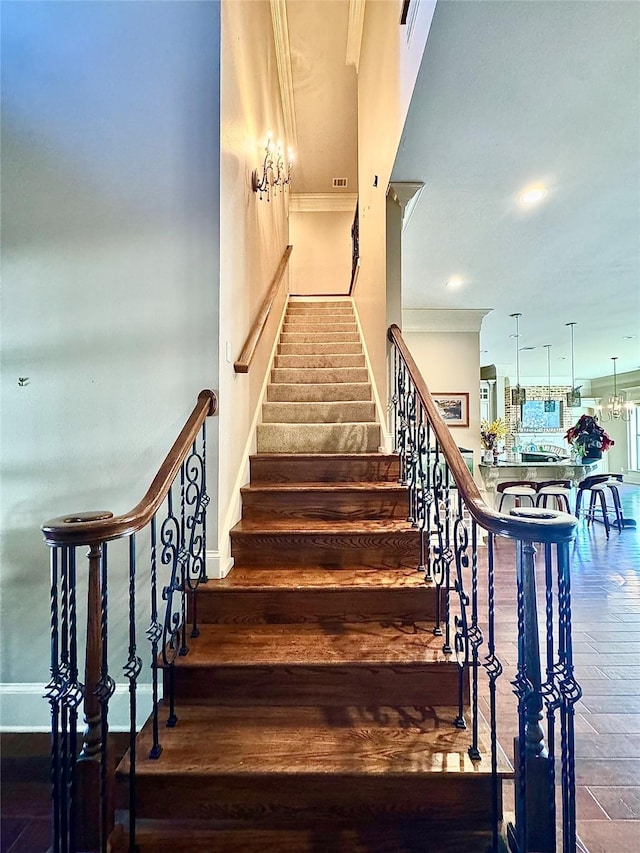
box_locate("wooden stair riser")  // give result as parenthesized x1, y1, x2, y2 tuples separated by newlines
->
(249, 454, 401, 483)
(240, 486, 409, 521)
(194, 587, 440, 624)
(266, 383, 372, 403)
(261, 401, 376, 424)
(121, 772, 492, 827)
(167, 664, 463, 707)
(122, 822, 502, 853)
(231, 531, 420, 568)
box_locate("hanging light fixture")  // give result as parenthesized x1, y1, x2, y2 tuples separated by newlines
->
(510, 312, 526, 410)
(598, 357, 632, 422)
(543, 344, 556, 413)
(565, 322, 581, 407)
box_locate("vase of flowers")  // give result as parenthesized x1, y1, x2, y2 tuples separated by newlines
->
(481, 418, 507, 465)
(564, 414, 614, 461)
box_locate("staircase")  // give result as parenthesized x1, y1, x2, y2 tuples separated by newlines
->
(116, 299, 506, 851)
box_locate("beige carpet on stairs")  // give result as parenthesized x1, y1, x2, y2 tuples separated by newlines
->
(256, 300, 381, 453)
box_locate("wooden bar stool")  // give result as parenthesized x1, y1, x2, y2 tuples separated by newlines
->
(536, 480, 572, 513)
(577, 474, 625, 536)
(497, 481, 537, 513)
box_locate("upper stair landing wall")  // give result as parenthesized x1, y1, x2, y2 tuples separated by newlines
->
(289, 206, 355, 296)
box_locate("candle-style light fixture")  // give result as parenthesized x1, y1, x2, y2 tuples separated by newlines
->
(598, 357, 632, 422)
(252, 132, 294, 201)
(565, 322, 581, 407)
(543, 344, 556, 413)
(510, 313, 526, 409)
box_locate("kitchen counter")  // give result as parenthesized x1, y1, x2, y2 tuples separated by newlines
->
(479, 461, 598, 504)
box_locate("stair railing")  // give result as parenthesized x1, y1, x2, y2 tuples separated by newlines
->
(41, 389, 217, 853)
(234, 244, 292, 373)
(388, 325, 581, 853)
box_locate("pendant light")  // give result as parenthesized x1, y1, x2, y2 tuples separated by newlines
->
(565, 322, 581, 407)
(510, 313, 526, 409)
(543, 344, 556, 413)
(599, 357, 631, 422)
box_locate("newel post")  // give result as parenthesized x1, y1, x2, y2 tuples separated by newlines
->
(512, 538, 555, 852)
(76, 542, 113, 851)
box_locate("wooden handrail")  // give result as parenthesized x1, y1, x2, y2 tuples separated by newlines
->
(388, 325, 576, 543)
(42, 389, 217, 547)
(234, 245, 293, 373)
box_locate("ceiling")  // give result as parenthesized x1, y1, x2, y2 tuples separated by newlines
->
(285, 0, 639, 385)
(392, 0, 640, 385)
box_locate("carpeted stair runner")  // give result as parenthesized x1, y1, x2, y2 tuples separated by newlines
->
(257, 300, 380, 453)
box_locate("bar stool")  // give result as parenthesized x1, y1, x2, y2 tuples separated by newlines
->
(497, 481, 537, 513)
(576, 474, 624, 536)
(536, 480, 572, 513)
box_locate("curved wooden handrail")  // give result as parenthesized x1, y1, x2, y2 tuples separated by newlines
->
(42, 389, 217, 547)
(388, 325, 576, 543)
(234, 245, 293, 373)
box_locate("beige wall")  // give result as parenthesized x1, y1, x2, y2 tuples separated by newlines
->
(218, 0, 290, 570)
(289, 210, 353, 295)
(356, 0, 436, 402)
(403, 331, 483, 483)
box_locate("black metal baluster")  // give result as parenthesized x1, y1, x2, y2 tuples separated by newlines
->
(179, 465, 188, 657)
(59, 547, 70, 851)
(415, 406, 427, 573)
(557, 540, 581, 852)
(542, 542, 560, 829)
(424, 421, 434, 583)
(125, 535, 143, 852)
(431, 438, 445, 638)
(67, 548, 79, 853)
(484, 533, 503, 853)
(162, 488, 182, 728)
(442, 464, 453, 655)
(199, 422, 209, 588)
(452, 490, 470, 730)
(46, 547, 62, 853)
(467, 520, 482, 759)
(97, 542, 114, 853)
(148, 516, 162, 759)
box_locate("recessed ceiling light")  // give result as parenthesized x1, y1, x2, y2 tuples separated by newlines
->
(518, 185, 548, 206)
(446, 276, 463, 289)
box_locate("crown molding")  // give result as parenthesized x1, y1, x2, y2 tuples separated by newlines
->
(290, 193, 358, 213)
(403, 308, 492, 333)
(270, 0, 298, 150)
(388, 181, 425, 230)
(346, 0, 366, 71)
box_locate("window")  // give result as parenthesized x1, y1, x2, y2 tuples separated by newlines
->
(630, 405, 640, 471)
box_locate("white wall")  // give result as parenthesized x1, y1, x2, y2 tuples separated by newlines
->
(289, 210, 353, 295)
(1, 2, 221, 721)
(217, 0, 290, 570)
(590, 370, 640, 479)
(403, 331, 483, 483)
(356, 0, 436, 400)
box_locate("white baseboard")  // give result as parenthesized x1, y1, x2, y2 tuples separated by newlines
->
(0, 682, 157, 732)
(206, 549, 234, 580)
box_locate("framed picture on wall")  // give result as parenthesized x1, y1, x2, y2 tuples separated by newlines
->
(432, 392, 469, 427)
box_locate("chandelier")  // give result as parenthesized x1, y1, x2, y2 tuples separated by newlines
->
(598, 357, 632, 422)
(252, 133, 293, 201)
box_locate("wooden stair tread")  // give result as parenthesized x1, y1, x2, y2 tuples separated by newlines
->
(173, 622, 450, 667)
(240, 482, 407, 494)
(205, 567, 428, 591)
(231, 519, 416, 535)
(120, 704, 509, 777)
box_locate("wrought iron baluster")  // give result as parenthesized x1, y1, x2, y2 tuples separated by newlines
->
(406, 384, 418, 525)
(542, 542, 561, 830)
(484, 534, 502, 853)
(452, 490, 471, 730)
(161, 488, 182, 728)
(431, 439, 447, 638)
(60, 547, 70, 851)
(442, 463, 453, 655)
(97, 542, 114, 853)
(125, 535, 143, 852)
(557, 540, 581, 853)
(179, 464, 188, 657)
(424, 421, 434, 583)
(415, 406, 428, 573)
(45, 547, 63, 853)
(184, 433, 210, 638)
(148, 515, 163, 760)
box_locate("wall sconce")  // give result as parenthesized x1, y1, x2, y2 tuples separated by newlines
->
(598, 356, 632, 422)
(252, 132, 293, 201)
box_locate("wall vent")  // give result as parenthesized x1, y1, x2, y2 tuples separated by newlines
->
(332, 178, 348, 188)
